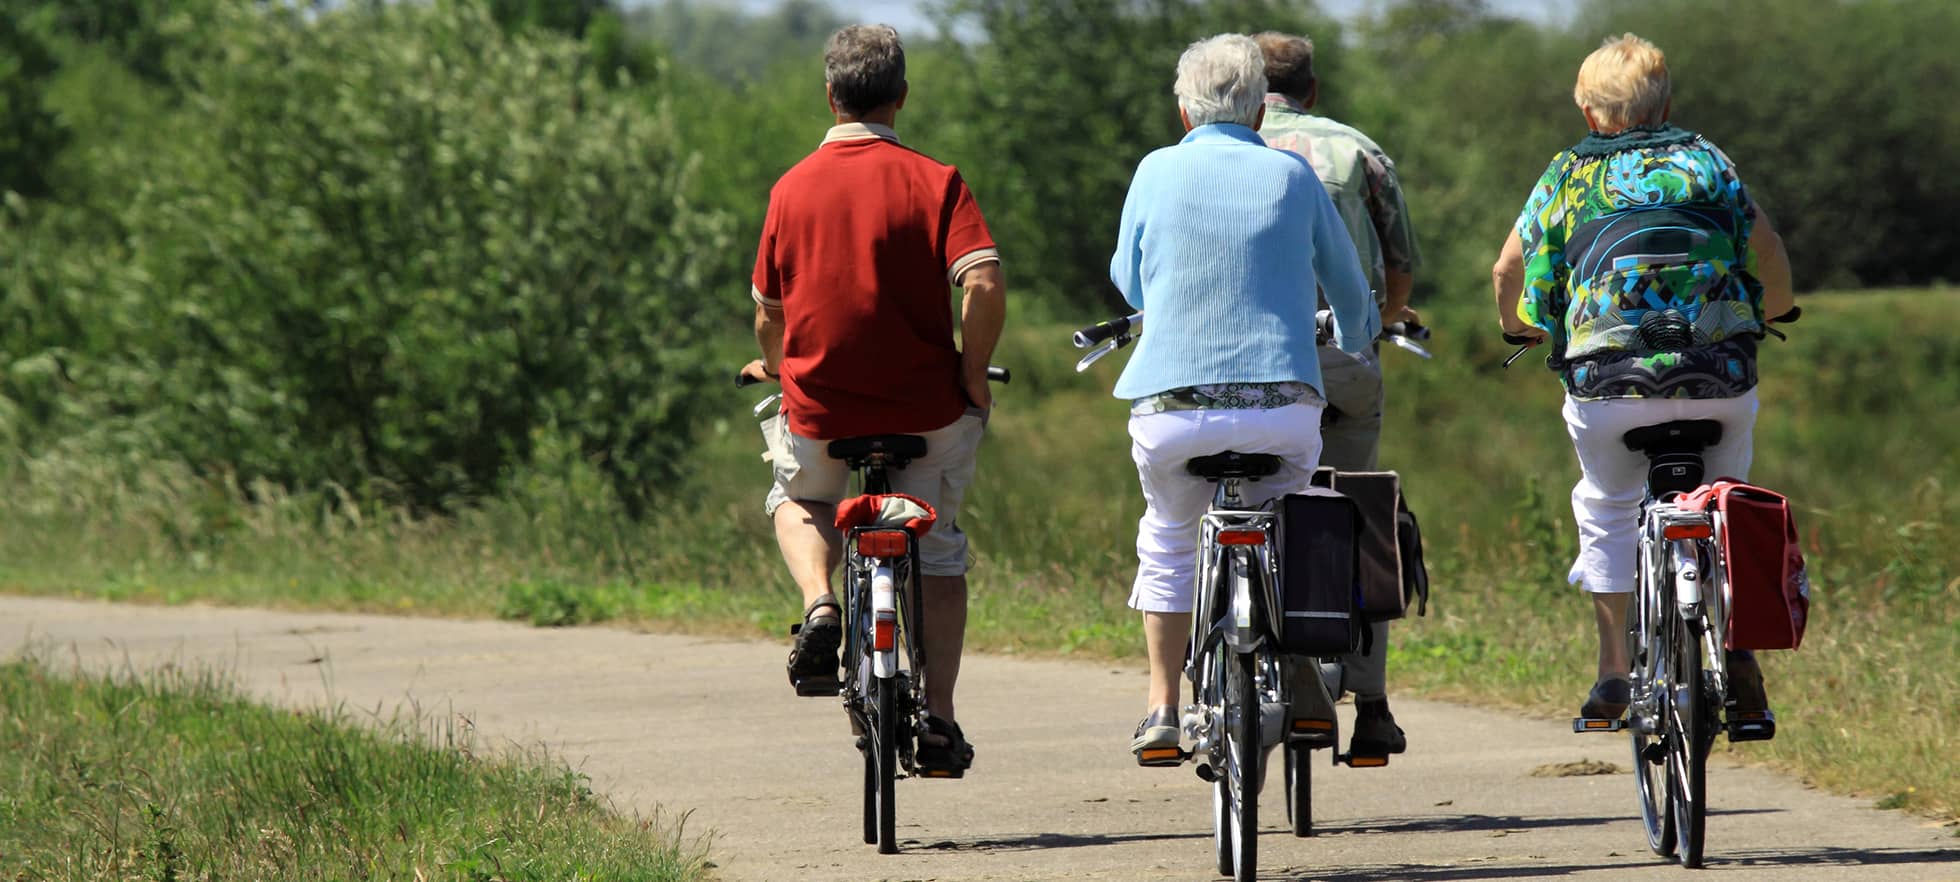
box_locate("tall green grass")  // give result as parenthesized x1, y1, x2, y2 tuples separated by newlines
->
(1, 289, 1954, 820)
(0, 658, 709, 881)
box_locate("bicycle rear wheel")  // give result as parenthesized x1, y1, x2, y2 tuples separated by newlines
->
(1669, 613, 1709, 868)
(873, 674, 898, 854)
(1224, 649, 1260, 882)
(1630, 580, 1676, 858)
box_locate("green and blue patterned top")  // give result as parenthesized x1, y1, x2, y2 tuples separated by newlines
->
(1513, 125, 1767, 400)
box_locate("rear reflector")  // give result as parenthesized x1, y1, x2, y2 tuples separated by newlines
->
(857, 530, 909, 558)
(1218, 529, 1266, 546)
(1663, 523, 1714, 540)
(872, 613, 896, 651)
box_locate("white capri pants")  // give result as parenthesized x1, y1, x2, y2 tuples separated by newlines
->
(1562, 390, 1758, 594)
(1128, 403, 1324, 613)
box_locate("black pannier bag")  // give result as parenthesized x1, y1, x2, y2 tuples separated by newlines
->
(1275, 487, 1362, 655)
(1312, 468, 1431, 620)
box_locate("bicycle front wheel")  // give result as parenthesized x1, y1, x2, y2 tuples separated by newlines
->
(1284, 742, 1313, 837)
(1669, 613, 1709, 868)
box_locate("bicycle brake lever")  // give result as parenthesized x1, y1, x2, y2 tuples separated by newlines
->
(751, 392, 782, 419)
(1074, 336, 1126, 372)
(1387, 335, 1433, 360)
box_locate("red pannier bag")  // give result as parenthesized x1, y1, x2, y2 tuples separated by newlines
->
(1682, 480, 1811, 650)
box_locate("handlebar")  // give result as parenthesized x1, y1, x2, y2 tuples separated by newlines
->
(1501, 305, 1802, 369)
(1073, 313, 1141, 349)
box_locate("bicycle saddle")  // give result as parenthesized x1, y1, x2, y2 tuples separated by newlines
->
(1186, 451, 1283, 481)
(828, 434, 928, 463)
(1621, 420, 1722, 456)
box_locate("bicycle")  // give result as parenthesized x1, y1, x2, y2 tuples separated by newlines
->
(1073, 316, 1424, 880)
(1501, 308, 1796, 868)
(738, 365, 1007, 855)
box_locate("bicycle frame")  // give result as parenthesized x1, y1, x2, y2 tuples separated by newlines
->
(1627, 500, 1728, 736)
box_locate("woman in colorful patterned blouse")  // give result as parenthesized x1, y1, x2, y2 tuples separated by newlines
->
(1109, 34, 1378, 762)
(1490, 33, 1796, 725)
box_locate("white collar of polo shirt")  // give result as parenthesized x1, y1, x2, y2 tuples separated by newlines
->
(821, 122, 901, 146)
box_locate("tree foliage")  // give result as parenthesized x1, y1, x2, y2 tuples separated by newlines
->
(4, 1, 730, 513)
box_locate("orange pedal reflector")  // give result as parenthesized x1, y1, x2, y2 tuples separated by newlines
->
(1218, 529, 1266, 546)
(1138, 747, 1182, 763)
(857, 529, 910, 558)
(1663, 522, 1713, 540)
(1293, 719, 1334, 731)
(1348, 755, 1389, 768)
(1583, 719, 1617, 729)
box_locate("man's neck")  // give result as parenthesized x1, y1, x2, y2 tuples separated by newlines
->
(835, 108, 899, 129)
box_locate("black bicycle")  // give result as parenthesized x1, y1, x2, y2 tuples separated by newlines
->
(739, 365, 1006, 854)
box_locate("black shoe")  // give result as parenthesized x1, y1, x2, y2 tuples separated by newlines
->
(1725, 650, 1777, 741)
(786, 594, 841, 697)
(1580, 676, 1632, 720)
(916, 716, 974, 778)
(1350, 698, 1407, 757)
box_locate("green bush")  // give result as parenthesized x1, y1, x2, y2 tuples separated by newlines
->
(3, 1, 733, 513)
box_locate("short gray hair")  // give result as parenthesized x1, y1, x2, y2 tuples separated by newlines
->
(825, 25, 905, 117)
(1174, 34, 1268, 127)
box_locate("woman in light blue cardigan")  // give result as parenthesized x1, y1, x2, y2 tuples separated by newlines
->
(1114, 34, 1378, 762)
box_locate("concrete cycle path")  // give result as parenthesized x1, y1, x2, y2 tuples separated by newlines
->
(4, 595, 1954, 881)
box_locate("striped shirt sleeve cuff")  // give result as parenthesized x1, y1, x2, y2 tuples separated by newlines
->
(947, 248, 1001, 286)
(752, 284, 782, 309)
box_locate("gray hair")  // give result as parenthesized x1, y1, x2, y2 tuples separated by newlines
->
(1174, 34, 1269, 127)
(825, 24, 906, 117)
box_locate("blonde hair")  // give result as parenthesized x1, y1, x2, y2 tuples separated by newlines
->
(1573, 33, 1671, 131)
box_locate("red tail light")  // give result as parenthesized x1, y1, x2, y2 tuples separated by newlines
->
(872, 613, 896, 651)
(857, 530, 909, 558)
(1218, 529, 1266, 546)
(1664, 523, 1713, 541)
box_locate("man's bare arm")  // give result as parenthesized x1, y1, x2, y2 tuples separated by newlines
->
(1383, 267, 1416, 324)
(743, 301, 787, 384)
(958, 261, 1006, 409)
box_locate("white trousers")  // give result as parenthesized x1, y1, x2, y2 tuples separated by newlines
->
(1128, 404, 1324, 613)
(1562, 391, 1758, 594)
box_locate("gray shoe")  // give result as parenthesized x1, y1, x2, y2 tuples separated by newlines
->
(1131, 705, 1181, 766)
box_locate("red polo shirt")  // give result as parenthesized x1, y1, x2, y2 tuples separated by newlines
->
(752, 123, 999, 440)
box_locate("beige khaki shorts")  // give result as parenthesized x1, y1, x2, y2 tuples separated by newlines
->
(763, 408, 986, 576)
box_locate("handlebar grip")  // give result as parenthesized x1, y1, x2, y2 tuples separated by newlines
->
(1770, 306, 1802, 324)
(735, 369, 762, 388)
(1502, 332, 1540, 346)
(986, 366, 1011, 384)
(1385, 320, 1432, 341)
(1073, 315, 1135, 348)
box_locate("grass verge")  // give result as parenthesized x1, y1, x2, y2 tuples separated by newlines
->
(0, 658, 710, 881)
(1, 288, 1955, 824)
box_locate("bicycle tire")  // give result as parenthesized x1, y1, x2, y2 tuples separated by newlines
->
(874, 673, 898, 854)
(1227, 649, 1259, 882)
(1631, 542, 1676, 858)
(1285, 742, 1313, 837)
(1670, 612, 1708, 868)
(860, 742, 877, 845)
(1205, 643, 1233, 877)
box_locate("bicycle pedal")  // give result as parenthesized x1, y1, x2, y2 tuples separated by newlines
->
(1726, 710, 1776, 742)
(1572, 716, 1627, 733)
(1135, 746, 1187, 768)
(1337, 752, 1389, 768)
(917, 767, 965, 779)
(1287, 717, 1337, 748)
(792, 678, 842, 697)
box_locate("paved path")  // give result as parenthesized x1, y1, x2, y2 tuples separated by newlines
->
(3, 596, 1954, 881)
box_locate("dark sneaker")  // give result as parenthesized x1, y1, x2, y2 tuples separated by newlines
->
(1130, 705, 1182, 766)
(1349, 698, 1407, 757)
(1580, 676, 1632, 720)
(1725, 650, 1777, 741)
(785, 594, 841, 697)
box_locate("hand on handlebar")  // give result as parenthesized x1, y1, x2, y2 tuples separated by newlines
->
(737, 359, 777, 387)
(1382, 304, 1421, 328)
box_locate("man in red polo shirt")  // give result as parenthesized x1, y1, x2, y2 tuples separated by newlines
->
(741, 23, 1005, 776)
